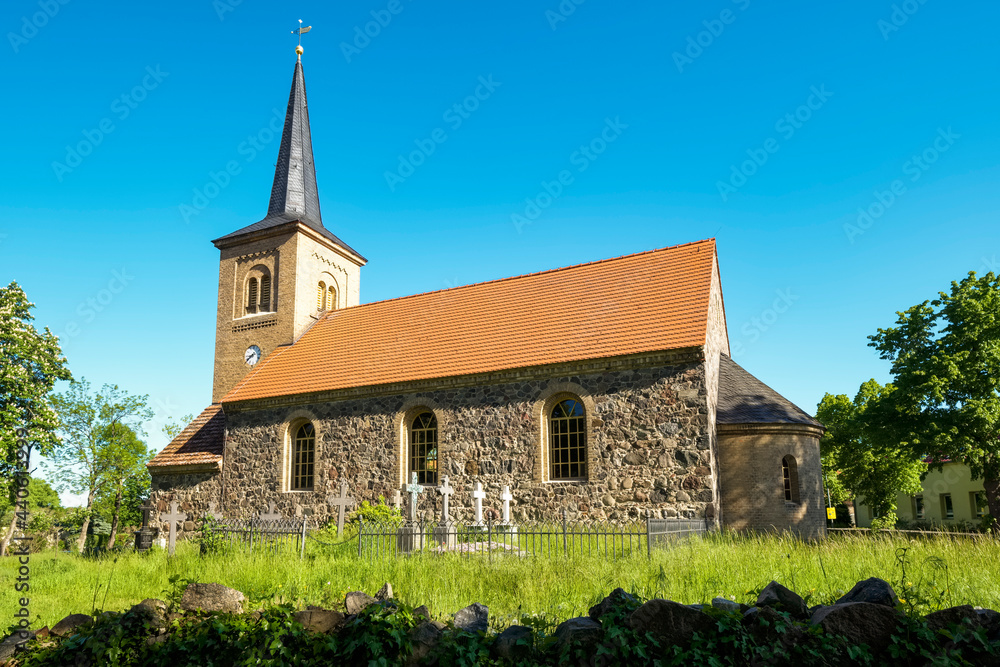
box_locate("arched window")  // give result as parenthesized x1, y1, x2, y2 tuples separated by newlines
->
(246, 278, 259, 315)
(782, 455, 799, 503)
(549, 398, 586, 480)
(292, 423, 315, 490)
(409, 412, 438, 485)
(259, 275, 271, 312)
(317, 281, 326, 311)
(326, 285, 337, 311)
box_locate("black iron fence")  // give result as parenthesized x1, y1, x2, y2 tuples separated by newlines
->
(204, 516, 309, 557)
(357, 514, 709, 561)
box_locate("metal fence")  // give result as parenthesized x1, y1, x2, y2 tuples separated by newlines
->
(357, 515, 709, 561)
(204, 516, 309, 558)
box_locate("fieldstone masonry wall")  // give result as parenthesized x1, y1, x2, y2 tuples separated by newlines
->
(212, 358, 716, 530)
(150, 471, 223, 536)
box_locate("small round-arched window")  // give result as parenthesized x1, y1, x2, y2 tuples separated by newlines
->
(549, 398, 586, 480)
(782, 455, 800, 503)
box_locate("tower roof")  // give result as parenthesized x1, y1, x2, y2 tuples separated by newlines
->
(212, 57, 364, 260)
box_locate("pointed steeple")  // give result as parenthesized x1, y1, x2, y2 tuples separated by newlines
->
(267, 54, 322, 226)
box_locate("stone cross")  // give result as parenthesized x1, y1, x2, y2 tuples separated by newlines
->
(159, 501, 186, 556)
(139, 501, 156, 529)
(260, 501, 281, 522)
(205, 501, 217, 518)
(500, 486, 513, 524)
(406, 472, 424, 522)
(472, 482, 486, 525)
(391, 488, 402, 511)
(327, 481, 355, 535)
(437, 475, 455, 522)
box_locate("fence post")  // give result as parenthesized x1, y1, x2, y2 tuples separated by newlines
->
(646, 512, 652, 558)
(299, 517, 307, 560)
(562, 509, 568, 557)
(487, 518, 493, 565)
(357, 516, 363, 559)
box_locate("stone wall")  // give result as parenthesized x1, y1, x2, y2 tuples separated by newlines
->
(217, 355, 716, 528)
(149, 470, 223, 537)
(716, 424, 826, 539)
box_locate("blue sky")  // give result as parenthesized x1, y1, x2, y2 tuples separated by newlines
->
(2, 1, 998, 504)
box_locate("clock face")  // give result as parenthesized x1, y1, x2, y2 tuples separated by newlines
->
(244, 345, 261, 366)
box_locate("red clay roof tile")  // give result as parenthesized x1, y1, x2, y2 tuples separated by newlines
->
(148, 404, 225, 469)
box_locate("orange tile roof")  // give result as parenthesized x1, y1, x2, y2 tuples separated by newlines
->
(148, 404, 225, 469)
(224, 239, 718, 404)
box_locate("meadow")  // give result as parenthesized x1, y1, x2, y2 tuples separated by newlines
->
(3, 531, 999, 632)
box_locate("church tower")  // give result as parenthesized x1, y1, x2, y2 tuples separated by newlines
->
(210, 46, 366, 403)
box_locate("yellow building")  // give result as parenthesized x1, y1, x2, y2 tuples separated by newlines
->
(855, 461, 987, 528)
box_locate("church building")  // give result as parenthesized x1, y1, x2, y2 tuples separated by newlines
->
(148, 48, 826, 540)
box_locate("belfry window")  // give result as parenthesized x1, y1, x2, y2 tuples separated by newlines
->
(326, 285, 337, 311)
(292, 423, 315, 491)
(260, 275, 271, 312)
(317, 281, 326, 311)
(782, 456, 800, 503)
(549, 398, 587, 480)
(246, 278, 259, 315)
(409, 412, 438, 485)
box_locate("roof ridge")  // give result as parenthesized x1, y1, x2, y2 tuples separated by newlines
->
(330, 238, 716, 315)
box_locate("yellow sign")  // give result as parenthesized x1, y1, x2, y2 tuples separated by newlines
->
(826, 507, 837, 520)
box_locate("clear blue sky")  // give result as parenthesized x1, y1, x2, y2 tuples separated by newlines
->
(3, 1, 998, 503)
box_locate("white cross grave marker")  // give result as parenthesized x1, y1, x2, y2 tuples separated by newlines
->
(392, 488, 403, 511)
(501, 486, 513, 524)
(406, 472, 424, 522)
(160, 501, 187, 556)
(437, 476, 455, 522)
(327, 481, 356, 535)
(260, 501, 281, 522)
(472, 482, 486, 525)
(206, 501, 217, 518)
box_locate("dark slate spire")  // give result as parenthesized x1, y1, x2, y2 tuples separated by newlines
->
(267, 55, 322, 226)
(212, 52, 365, 261)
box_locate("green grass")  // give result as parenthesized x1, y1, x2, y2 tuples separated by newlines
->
(4, 531, 1000, 631)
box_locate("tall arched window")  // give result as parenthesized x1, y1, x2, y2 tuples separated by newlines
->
(409, 412, 438, 485)
(316, 281, 326, 311)
(259, 275, 271, 312)
(782, 455, 799, 503)
(246, 278, 259, 315)
(292, 423, 315, 490)
(549, 398, 586, 480)
(326, 285, 337, 311)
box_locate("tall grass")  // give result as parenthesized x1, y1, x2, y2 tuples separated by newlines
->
(3, 531, 999, 630)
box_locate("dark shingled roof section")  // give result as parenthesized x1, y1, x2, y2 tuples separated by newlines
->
(148, 404, 225, 468)
(211, 58, 365, 261)
(718, 355, 823, 427)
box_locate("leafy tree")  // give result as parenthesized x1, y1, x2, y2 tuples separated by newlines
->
(162, 413, 193, 441)
(48, 380, 153, 552)
(0, 281, 71, 556)
(817, 380, 925, 529)
(92, 422, 154, 548)
(869, 270, 1000, 531)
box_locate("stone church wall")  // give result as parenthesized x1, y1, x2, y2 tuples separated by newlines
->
(149, 470, 223, 536)
(217, 356, 716, 528)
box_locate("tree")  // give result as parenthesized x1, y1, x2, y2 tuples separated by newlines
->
(869, 270, 1000, 531)
(48, 380, 153, 552)
(0, 282, 71, 556)
(817, 380, 925, 529)
(92, 422, 154, 548)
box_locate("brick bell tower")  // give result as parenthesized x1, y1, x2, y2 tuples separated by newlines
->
(210, 43, 366, 403)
